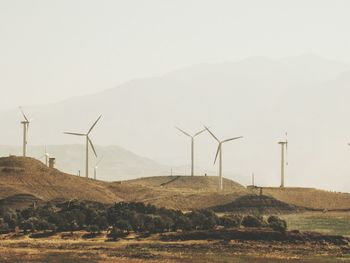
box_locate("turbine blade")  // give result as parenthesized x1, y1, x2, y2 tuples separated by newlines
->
(19, 107, 29, 122)
(96, 156, 104, 166)
(63, 132, 85, 136)
(222, 136, 243, 143)
(175, 127, 191, 137)
(194, 128, 206, 137)
(88, 115, 102, 134)
(204, 126, 220, 142)
(214, 144, 221, 165)
(88, 137, 98, 157)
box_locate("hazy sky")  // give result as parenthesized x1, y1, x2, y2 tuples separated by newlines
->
(1, 0, 350, 110)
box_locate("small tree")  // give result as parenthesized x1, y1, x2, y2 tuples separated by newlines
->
(219, 215, 241, 228)
(267, 216, 287, 233)
(174, 215, 192, 231)
(241, 215, 264, 228)
(0, 218, 10, 233)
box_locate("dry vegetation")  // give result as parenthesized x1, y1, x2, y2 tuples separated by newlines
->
(0, 231, 349, 263)
(1, 156, 350, 212)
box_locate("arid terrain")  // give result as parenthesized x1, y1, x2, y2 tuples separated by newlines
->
(0, 228, 350, 263)
(1, 156, 350, 211)
(1, 156, 350, 262)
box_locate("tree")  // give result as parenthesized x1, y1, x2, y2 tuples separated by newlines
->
(267, 216, 287, 233)
(174, 215, 192, 231)
(241, 215, 265, 228)
(219, 215, 241, 228)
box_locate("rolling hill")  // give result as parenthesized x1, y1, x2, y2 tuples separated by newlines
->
(1, 156, 350, 211)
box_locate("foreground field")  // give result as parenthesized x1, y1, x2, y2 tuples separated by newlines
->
(0, 234, 349, 263)
(1, 225, 350, 263)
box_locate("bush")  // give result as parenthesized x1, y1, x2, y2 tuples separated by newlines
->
(114, 219, 132, 233)
(187, 210, 218, 230)
(219, 215, 241, 228)
(0, 218, 10, 233)
(241, 215, 264, 228)
(107, 226, 129, 240)
(267, 216, 287, 233)
(174, 215, 192, 231)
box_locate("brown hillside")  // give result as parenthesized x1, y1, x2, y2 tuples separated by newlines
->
(0, 156, 121, 204)
(1, 156, 350, 211)
(125, 175, 244, 192)
(0, 156, 247, 210)
(254, 187, 350, 210)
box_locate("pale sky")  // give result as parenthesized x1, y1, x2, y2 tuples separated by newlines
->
(1, 0, 350, 110)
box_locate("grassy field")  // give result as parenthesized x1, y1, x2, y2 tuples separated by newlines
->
(282, 212, 350, 236)
(0, 238, 348, 263)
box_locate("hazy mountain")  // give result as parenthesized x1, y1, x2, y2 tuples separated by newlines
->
(1, 55, 350, 191)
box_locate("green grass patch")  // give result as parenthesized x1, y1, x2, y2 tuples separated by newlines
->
(282, 212, 350, 236)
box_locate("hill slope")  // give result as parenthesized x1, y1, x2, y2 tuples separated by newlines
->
(1, 157, 350, 211)
(0, 156, 121, 203)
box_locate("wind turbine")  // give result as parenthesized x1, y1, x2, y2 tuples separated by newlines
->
(64, 115, 102, 178)
(175, 127, 206, 176)
(19, 107, 31, 157)
(278, 132, 288, 188)
(40, 145, 50, 166)
(94, 156, 103, 180)
(204, 126, 243, 191)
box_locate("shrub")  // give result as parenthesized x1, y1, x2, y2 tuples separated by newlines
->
(108, 226, 129, 240)
(174, 215, 192, 231)
(241, 215, 264, 228)
(219, 215, 241, 228)
(0, 218, 10, 233)
(114, 219, 132, 233)
(267, 216, 287, 233)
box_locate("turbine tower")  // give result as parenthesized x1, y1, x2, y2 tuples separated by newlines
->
(278, 133, 288, 188)
(175, 127, 206, 176)
(40, 145, 50, 166)
(205, 126, 243, 191)
(94, 156, 103, 180)
(64, 115, 102, 178)
(19, 107, 30, 157)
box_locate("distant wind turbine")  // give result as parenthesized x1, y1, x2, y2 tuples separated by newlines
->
(278, 132, 288, 188)
(175, 127, 206, 176)
(204, 126, 243, 191)
(64, 115, 102, 178)
(19, 107, 31, 157)
(40, 145, 50, 166)
(94, 156, 103, 180)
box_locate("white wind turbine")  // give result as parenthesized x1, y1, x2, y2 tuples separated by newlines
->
(64, 115, 102, 178)
(278, 132, 288, 188)
(19, 107, 31, 157)
(175, 127, 206, 176)
(40, 145, 50, 166)
(94, 156, 103, 180)
(204, 126, 243, 191)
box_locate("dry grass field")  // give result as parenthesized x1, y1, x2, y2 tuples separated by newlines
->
(0, 229, 349, 263)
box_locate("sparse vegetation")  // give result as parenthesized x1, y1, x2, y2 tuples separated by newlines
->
(0, 199, 291, 239)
